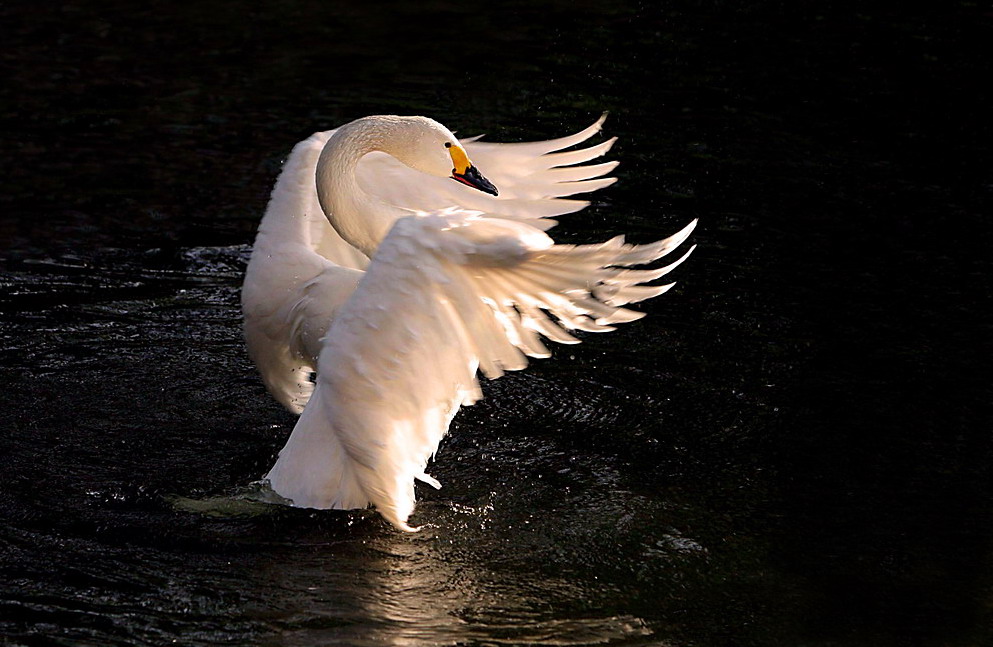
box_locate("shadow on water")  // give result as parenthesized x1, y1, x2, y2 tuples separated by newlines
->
(2, 1, 992, 646)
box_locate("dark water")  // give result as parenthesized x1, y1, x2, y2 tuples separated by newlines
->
(2, 2, 992, 645)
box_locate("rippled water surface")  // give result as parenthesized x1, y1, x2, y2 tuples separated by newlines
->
(2, 2, 992, 646)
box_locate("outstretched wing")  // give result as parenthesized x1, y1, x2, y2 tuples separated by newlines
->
(354, 115, 618, 229)
(243, 131, 369, 413)
(264, 212, 696, 530)
(246, 117, 617, 413)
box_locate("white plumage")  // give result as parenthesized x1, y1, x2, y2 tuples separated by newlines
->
(242, 114, 696, 531)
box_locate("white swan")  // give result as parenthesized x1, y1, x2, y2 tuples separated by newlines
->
(242, 115, 696, 531)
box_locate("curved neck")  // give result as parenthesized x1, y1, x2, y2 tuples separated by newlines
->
(315, 117, 418, 257)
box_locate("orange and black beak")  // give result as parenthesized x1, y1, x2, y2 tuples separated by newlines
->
(449, 144, 498, 196)
(452, 165, 498, 196)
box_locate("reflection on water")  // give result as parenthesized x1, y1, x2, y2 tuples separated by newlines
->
(158, 397, 724, 647)
(252, 527, 655, 647)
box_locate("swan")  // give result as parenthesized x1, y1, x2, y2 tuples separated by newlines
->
(241, 114, 696, 531)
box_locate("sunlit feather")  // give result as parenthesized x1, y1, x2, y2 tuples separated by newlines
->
(242, 115, 695, 530)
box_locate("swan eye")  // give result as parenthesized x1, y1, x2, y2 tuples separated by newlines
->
(445, 142, 452, 148)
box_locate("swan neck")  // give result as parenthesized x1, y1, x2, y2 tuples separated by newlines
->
(315, 119, 410, 256)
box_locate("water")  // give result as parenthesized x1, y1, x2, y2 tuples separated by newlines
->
(2, 2, 991, 645)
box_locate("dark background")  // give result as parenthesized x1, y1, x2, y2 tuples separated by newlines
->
(1, 2, 992, 646)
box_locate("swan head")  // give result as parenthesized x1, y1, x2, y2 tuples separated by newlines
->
(389, 117, 499, 196)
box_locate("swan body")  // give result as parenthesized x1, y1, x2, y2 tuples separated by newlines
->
(242, 114, 696, 530)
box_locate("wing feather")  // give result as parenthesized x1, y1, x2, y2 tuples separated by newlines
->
(465, 113, 609, 155)
(264, 212, 696, 529)
(353, 116, 619, 228)
(243, 131, 369, 413)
